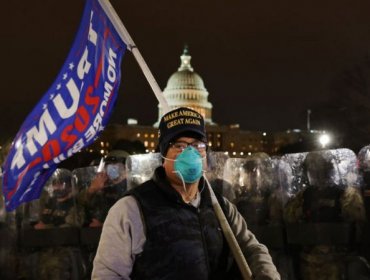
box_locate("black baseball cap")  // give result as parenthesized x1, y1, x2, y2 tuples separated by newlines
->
(158, 107, 207, 155)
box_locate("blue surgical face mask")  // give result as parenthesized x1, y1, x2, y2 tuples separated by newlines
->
(107, 164, 120, 181)
(174, 146, 203, 183)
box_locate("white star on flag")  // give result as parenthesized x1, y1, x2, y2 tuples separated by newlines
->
(49, 93, 55, 100)
(63, 73, 68, 80)
(42, 104, 47, 110)
(56, 84, 61, 90)
(69, 62, 75, 70)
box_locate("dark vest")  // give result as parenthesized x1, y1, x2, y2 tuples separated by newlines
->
(302, 185, 343, 223)
(236, 191, 269, 225)
(128, 167, 231, 280)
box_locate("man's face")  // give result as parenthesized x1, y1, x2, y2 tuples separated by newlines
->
(306, 163, 333, 187)
(163, 136, 207, 185)
(52, 182, 69, 198)
(106, 162, 125, 184)
(240, 167, 261, 192)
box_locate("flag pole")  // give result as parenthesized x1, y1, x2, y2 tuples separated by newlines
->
(204, 176, 253, 280)
(97, 0, 170, 114)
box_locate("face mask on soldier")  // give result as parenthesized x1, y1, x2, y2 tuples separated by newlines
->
(107, 164, 121, 181)
(52, 183, 69, 198)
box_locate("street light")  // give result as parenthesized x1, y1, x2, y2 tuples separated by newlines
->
(319, 133, 330, 148)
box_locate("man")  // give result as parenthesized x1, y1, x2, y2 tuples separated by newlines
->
(358, 145, 370, 221)
(92, 107, 280, 279)
(20, 169, 85, 280)
(78, 150, 129, 277)
(34, 168, 84, 229)
(78, 149, 129, 227)
(284, 151, 366, 280)
(235, 156, 273, 226)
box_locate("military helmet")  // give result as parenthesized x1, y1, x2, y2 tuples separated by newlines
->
(105, 150, 130, 164)
(51, 168, 72, 188)
(303, 152, 335, 187)
(48, 168, 73, 198)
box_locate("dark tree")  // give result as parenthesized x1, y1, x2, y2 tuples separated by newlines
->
(312, 56, 370, 153)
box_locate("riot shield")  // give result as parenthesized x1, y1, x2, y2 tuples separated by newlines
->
(223, 154, 274, 224)
(224, 154, 288, 250)
(205, 151, 233, 200)
(20, 168, 81, 247)
(270, 157, 295, 222)
(280, 152, 309, 195)
(330, 148, 360, 188)
(285, 149, 367, 280)
(126, 153, 162, 190)
(303, 148, 360, 189)
(0, 175, 18, 279)
(20, 168, 86, 280)
(284, 148, 364, 245)
(0, 183, 6, 226)
(76, 161, 128, 228)
(356, 145, 370, 243)
(72, 166, 98, 193)
(358, 145, 370, 187)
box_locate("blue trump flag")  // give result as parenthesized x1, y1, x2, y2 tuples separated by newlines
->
(2, 0, 127, 211)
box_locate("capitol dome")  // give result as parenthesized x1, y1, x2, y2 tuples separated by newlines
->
(166, 68, 206, 91)
(155, 46, 214, 126)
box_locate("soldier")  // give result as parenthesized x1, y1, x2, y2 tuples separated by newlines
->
(284, 150, 366, 280)
(230, 155, 296, 279)
(234, 155, 273, 226)
(34, 169, 84, 229)
(78, 149, 129, 227)
(77, 150, 129, 278)
(356, 145, 370, 269)
(0, 179, 18, 280)
(19, 168, 85, 280)
(205, 151, 235, 202)
(269, 158, 293, 225)
(358, 145, 370, 221)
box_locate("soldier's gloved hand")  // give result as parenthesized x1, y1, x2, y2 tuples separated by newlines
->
(88, 172, 108, 194)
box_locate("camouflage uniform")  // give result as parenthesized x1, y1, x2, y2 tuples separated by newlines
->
(38, 191, 84, 229)
(0, 186, 18, 280)
(234, 156, 276, 225)
(225, 155, 295, 279)
(77, 150, 128, 278)
(78, 150, 129, 226)
(78, 179, 127, 226)
(284, 150, 366, 280)
(19, 169, 85, 280)
(356, 145, 370, 270)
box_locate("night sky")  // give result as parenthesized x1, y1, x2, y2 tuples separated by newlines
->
(2, 0, 370, 141)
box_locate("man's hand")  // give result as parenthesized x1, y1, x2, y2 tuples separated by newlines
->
(88, 172, 108, 194)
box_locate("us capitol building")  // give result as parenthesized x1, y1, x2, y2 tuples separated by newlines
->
(90, 47, 329, 156)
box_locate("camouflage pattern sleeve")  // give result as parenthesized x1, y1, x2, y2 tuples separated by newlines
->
(77, 188, 91, 207)
(268, 192, 284, 224)
(341, 186, 366, 223)
(62, 204, 85, 228)
(283, 190, 304, 223)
